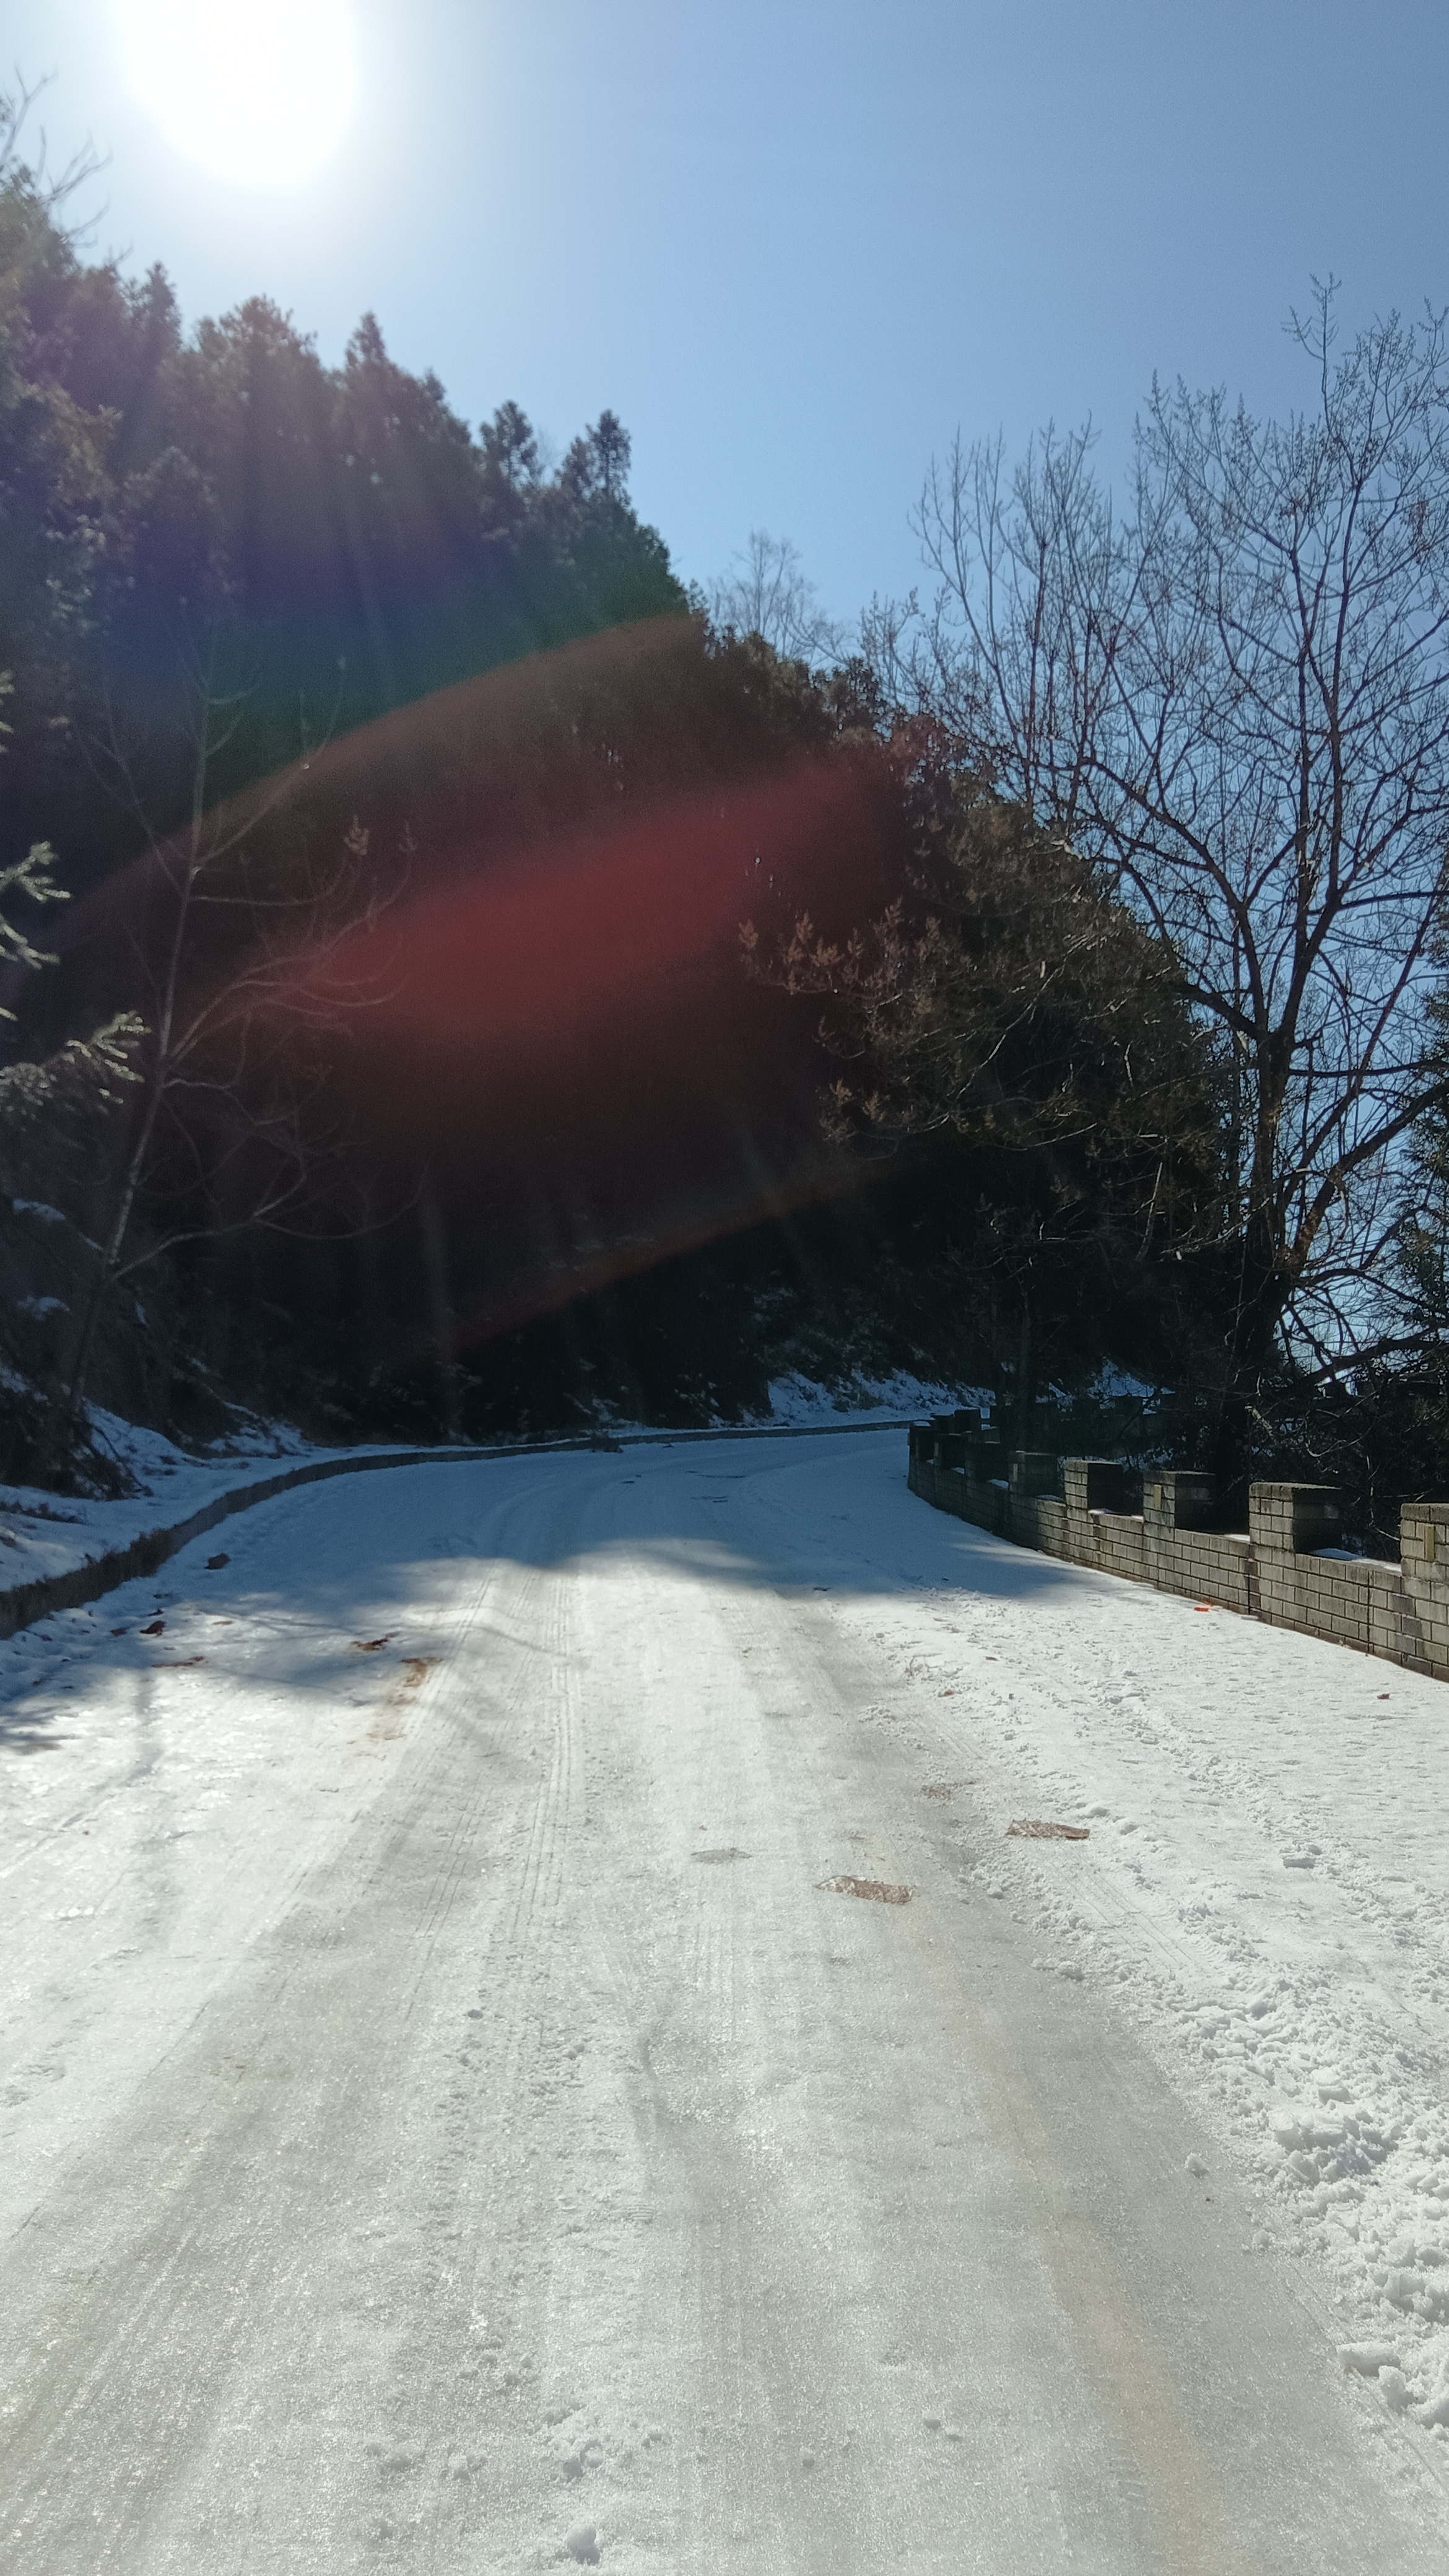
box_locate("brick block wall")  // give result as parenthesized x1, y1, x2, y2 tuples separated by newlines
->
(1020, 1495, 1067, 1556)
(1149, 1528, 1255, 1617)
(907, 1450, 1011, 1539)
(1096, 1513, 1148, 1583)
(907, 1428, 1448, 1682)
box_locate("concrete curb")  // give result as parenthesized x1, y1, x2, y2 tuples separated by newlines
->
(1, 1416, 911, 1642)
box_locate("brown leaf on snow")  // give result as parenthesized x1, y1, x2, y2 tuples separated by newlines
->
(817, 1874, 911, 1905)
(351, 1634, 396, 1653)
(140, 1618, 165, 1636)
(1006, 1819, 1090, 1841)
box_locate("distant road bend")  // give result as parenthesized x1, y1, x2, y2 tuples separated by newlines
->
(1, 1434, 1443, 2573)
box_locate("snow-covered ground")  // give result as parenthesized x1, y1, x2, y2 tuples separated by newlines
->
(2, 1432, 1446, 2570)
(762, 1368, 988, 1427)
(841, 1487, 1449, 2467)
(0, 1406, 326, 1596)
(0, 1380, 953, 1608)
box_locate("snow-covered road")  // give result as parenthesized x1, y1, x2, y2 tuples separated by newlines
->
(2, 1432, 1447, 2573)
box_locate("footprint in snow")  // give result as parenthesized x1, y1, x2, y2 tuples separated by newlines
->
(365, 2436, 425, 2476)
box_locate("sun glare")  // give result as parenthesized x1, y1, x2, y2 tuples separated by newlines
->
(119, 0, 359, 188)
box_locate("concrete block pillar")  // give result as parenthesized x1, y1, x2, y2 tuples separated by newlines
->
(1248, 1482, 1343, 1556)
(1009, 1450, 1062, 1499)
(1008, 1448, 1063, 1550)
(1143, 1470, 1217, 1534)
(1399, 1500, 1449, 1677)
(1248, 1482, 1343, 1632)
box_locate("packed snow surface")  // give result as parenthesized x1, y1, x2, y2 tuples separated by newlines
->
(2, 1431, 1447, 2571)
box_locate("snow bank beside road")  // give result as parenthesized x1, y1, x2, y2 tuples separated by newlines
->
(763, 1368, 988, 1427)
(806, 1452, 1449, 2493)
(0, 1409, 324, 1598)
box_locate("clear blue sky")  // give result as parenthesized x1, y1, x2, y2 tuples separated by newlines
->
(12, 2, 1449, 627)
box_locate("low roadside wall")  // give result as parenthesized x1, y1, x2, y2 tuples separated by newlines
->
(907, 1418, 1449, 1681)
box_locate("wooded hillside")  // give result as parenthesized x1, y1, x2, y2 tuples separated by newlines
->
(4, 116, 1445, 1526)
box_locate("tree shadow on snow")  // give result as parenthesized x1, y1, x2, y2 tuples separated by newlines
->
(0, 1434, 1090, 1753)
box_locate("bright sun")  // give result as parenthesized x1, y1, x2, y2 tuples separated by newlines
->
(119, 0, 359, 188)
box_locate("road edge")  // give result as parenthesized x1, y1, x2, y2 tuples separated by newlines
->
(0, 1417, 912, 1640)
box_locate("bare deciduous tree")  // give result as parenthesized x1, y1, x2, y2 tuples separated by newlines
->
(883, 289, 1449, 1484)
(709, 530, 843, 665)
(0, 71, 105, 216)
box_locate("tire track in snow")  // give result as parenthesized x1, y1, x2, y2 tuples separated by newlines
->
(0, 1481, 574, 2572)
(5, 1439, 1447, 2572)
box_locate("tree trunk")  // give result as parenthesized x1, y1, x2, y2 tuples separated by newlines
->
(1210, 1222, 1289, 1523)
(1011, 1294, 1036, 1451)
(420, 1185, 461, 1442)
